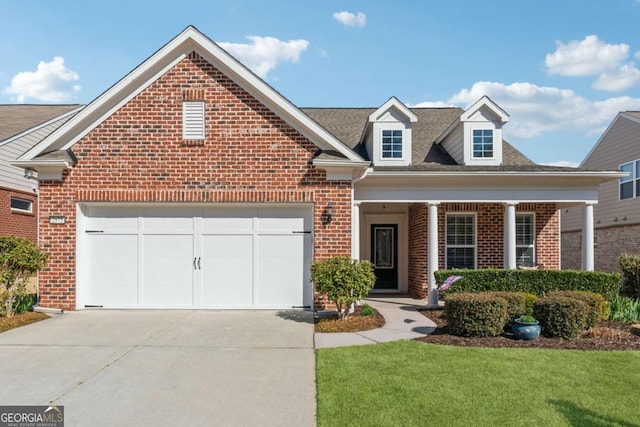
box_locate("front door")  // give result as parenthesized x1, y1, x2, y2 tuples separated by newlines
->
(371, 224, 398, 290)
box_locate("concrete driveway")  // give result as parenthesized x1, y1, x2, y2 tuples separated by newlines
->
(0, 310, 315, 426)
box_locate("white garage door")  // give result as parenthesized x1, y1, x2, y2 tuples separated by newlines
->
(77, 204, 313, 309)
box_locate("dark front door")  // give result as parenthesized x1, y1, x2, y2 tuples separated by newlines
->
(371, 224, 398, 290)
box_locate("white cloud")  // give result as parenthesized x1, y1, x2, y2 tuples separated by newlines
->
(4, 56, 80, 103)
(219, 36, 309, 78)
(592, 63, 640, 91)
(442, 81, 640, 139)
(541, 160, 580, 168)
(545, 35, 629, 76)
(333, 11, 366, 28)
(410, 100, 456, 108)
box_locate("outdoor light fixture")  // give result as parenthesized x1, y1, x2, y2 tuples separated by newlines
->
(326, 202, 334, 224)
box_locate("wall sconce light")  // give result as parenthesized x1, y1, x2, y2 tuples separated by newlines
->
(326, 202, 334, 224)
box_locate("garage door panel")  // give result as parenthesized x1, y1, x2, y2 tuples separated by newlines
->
(142, 207, 194, 233)
(84, 206, 139, 231)
(142, 235, 194, 307)
(201, 208, 255, 234)
(200, 235, 253, 306)
(257, 235, 304, 306)
(85, 234, 138, 307)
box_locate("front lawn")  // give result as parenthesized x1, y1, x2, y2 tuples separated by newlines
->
(316, 340, 640, 426)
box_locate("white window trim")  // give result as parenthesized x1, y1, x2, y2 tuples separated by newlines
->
(471, 128, 495, 160)
(445, 213, 477, 269)
(516, 212, 536, 268)
(183, 100, 205, 140)
(10, 196, 33, 214)
(619, 160, 640, 201)
(380, 129, 404, 160)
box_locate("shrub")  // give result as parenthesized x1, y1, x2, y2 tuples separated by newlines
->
(517, 315, 537, 323)
(444, 293, 508, 337)
(360, 303, 375, 317)
(0, 237, 48, 317)
(520, 292, 538, 316)
(548, 291, 606, 328)
(533, 296, 589, 339)
(608, 295, 640, 324)
(435, 269, 620, 301)
(619, 254, 640, 299)
(485, 291, 527, 326)
(12, 293, 36, 315)
(311, 257, 375, 320)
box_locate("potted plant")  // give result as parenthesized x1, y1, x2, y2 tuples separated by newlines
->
(512, 315, 541, 340)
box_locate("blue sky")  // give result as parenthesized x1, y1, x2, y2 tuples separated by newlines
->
(2, 0, 640, 166)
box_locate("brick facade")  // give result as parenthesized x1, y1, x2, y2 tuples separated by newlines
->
(0, 187, 37, 242)
(562, 224, 640, 273)
(37, 52, 351, 310)
(408, 203, 428, 299)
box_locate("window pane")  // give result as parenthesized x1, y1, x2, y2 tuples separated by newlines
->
(10, 197, 32, 212)
(446, 248, 475, 269)
(516, 247, 534, 267)
(516, 215, 533, 246)
(381, 129, 402, 159)
(621, 182, 633, 200)
(636, 161, 640, 179)
(472, 129, 493, 158)
(620, 162, 633, 182)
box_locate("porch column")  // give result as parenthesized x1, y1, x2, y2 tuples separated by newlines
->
(351, 202, 361, 259)
(582, 202, 595, 271)
(427, 202, 440, 307)
(505, 202, 517, 269)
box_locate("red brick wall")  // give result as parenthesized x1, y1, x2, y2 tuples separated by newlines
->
(408, 203, 427, 299)
(437, 202, 559, 270)
(37, 52, 351, 310)
(562, 223, 640, 273)
(0, 187, 37, 242)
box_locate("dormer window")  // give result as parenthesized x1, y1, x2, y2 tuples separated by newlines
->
(382, 130, 403, 159)
(472, 129, 493, 158)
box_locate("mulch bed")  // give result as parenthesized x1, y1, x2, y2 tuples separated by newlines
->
(0, 312, 49, 333)
(315, 305, 386, 333)
(418, 308, 640, 351)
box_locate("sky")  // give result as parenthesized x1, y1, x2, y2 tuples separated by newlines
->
(2, 0, 640, 166)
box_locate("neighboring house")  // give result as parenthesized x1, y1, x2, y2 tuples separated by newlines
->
(14, 26, 622, 311)
(0, 105, 81, 241)
(562, 112, 640, 273)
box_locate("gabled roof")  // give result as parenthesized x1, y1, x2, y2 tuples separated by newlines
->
(459, 95, 509, 122)
(19, 26, 364, 164)
(368, 97, 418, 123)
(0, 105, 82, 143)
(580, 111, 640, 167)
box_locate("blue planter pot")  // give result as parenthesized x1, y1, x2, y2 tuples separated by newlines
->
(512, 318, 541, 340)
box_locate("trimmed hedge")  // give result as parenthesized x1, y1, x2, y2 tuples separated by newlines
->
(435, 269, 620, 301)
(444, 293, 508, 337)
(533, 296, 589, 339)
(485, 292, 529, 325)
(619, 254, 640, 298)
(548, 291, 607, 328)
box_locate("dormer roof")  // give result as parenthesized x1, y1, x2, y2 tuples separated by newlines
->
(460, 95, 509, 123)
(368, 97, 418, 123)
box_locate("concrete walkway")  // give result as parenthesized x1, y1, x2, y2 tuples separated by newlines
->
(314, 295, 438, 348)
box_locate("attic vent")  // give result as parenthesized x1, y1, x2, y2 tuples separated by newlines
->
(183, 101, 205, 140)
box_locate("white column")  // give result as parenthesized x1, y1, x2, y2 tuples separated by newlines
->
(505, 202, 517, 269)
(582, 203, 595, 271)
(427, 202, 440, 307)
(351, 202, 361, 259)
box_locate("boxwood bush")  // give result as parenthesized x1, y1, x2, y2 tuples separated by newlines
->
(547, 291, 607, 328)
(619, 254, 640, 298)
(533, 296, 589, 339)
(444, 293, 508, 337)
(485, 291, 530, 325)
(435, 269, 620, 301)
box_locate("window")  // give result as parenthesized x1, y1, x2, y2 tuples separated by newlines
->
(516, 214, 535, 267)
(183, 101, 205, 140)
(382, 130, 402, 158)
(472, 129, 493, 158)
(619, 160, 640, 200)
(446, 214, 475, 269)
(11, 197, 32, 213)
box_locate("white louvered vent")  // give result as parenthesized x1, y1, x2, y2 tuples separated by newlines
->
(183, 101, 205, 140)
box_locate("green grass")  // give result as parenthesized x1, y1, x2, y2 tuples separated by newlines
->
(316, 341, 640, 427)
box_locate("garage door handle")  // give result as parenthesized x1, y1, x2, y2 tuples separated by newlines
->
(85, 230, 104, 233)
(197, 257, 201, 270)
(193, 257, 197, 270)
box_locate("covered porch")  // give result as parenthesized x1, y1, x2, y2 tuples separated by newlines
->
(352, 170, 609, 306)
